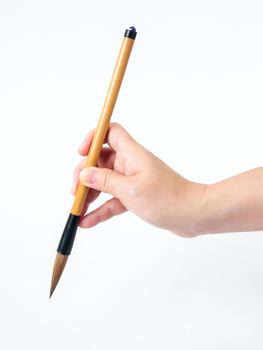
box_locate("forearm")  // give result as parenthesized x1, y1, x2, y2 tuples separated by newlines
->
(197, 167, 263, 235)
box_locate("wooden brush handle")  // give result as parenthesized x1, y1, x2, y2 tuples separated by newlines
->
(71, 35, 135, 216)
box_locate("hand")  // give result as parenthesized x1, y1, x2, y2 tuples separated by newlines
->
(72, 123, 207, 237)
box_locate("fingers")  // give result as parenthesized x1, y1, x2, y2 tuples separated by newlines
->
(71, 158, 86, 194)
(107, 123, 139, 156)
(71, 147, 116, 195)
(80, 166, 131, 198)
(80, 188, 101, 216)
(79, 197, 127, 228)
(79, 123, 139, 157)
(78, 128, 96, 156)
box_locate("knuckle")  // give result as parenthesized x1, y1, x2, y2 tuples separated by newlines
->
(110, 122, 121, 130)
(105, 200, 113, 218)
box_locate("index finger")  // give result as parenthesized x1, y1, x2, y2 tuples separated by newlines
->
(78, 128, 96, 156)
(78, 127, 111, 156)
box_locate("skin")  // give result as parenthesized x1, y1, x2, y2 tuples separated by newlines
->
(71, 123, 263, 237)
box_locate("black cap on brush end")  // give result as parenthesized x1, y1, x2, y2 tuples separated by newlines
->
(124, 26, 137, 40)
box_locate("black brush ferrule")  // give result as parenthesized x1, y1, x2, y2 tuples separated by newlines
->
(124, 26, 137, 40)
(57, 214, 80, 255)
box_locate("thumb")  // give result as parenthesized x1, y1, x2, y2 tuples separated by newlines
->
(80, 167, 128, 198)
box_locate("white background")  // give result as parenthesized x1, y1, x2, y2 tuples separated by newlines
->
(1, 0, 263, 349)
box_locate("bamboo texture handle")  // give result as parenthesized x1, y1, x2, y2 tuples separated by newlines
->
(71, 37, 135, 216)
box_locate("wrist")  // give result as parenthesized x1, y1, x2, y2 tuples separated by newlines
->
(170, 180, 210, 237)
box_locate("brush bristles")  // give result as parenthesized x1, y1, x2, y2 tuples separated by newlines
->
(49, 253, 68, 298)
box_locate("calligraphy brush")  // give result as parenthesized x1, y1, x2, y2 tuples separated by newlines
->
(50, 26, 137, 298)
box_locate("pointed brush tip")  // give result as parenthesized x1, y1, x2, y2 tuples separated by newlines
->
(49, 282, 55, 299)
(49, 253, 69, 299)
(49, 282, 57, 299)
(49, 289, 54, 299)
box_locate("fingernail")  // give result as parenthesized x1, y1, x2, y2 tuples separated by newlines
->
(80, 168, 97, 184)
